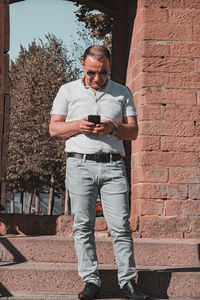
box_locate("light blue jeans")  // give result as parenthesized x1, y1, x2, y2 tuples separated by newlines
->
(65, 156, 136, 289)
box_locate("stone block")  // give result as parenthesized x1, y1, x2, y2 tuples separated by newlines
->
(169, 9, 200, 25)
(140, 215, 190, 238)
(169, 167, 200, 184)
(132, 166, 168, 184)
(132, 183, 188, 200)
(139, 120, 195, 137)
(143, 57, 193, 73)
(161, 136, 200, 152)
(170, 42, 200, 58)
(141, 0, 185, 9)
(143, 23, 192, 41)
(165, 73, 200, 89)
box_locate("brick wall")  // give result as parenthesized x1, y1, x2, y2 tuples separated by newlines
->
(127, 0, 200, 238)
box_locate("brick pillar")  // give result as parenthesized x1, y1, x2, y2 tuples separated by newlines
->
(0, 0, 10, 211)
(126, 0, 200, 238)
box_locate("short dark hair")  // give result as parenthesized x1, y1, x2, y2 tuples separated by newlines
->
(83, 45, 111, 62)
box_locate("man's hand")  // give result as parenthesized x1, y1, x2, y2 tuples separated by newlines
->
(79, 117, 96, 134)
(92, 120, 114, 136)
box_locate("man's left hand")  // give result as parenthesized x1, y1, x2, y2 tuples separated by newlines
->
(93, 120, 114, 136)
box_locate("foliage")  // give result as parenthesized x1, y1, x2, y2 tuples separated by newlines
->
(66, 1, 113, 50)
(7, 34, 80, 195)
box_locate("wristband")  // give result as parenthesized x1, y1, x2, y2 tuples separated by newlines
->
(110, 121, 119, 135)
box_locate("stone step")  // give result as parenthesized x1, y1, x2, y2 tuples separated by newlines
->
(1, 294, 199, 300)
(0, 262, 200, 298)
(1, 235, 200, 267)
(0, 295, 200, 300)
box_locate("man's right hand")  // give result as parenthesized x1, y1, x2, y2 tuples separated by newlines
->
(78, 117, 96, 135)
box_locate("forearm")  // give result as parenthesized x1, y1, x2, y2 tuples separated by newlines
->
(49, 120, 80, 139)
(115, 123, 138, 140)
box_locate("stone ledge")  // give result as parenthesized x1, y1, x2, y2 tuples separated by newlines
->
(0, 214, 108, 236)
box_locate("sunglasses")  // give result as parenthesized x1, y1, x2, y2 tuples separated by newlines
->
(86, 71, 108, 77)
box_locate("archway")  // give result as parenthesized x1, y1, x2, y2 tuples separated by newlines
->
(0, 0, 137, 210)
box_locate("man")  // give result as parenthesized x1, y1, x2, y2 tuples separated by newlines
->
(49, 46, 149, 300)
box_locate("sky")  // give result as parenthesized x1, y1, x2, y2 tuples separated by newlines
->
(9, 0, 81, 61)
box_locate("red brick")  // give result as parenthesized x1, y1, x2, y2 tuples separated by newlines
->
(136, 88, 197, 105)
(56, 215, 73, 236)
(132, 199, 164, 215)
(131, 152, 141, 169)
(132, 8, 145, 34)
(165, 73, 200, 89)
(170, 42, 200, 58)
(131, 72, 164, 91)
(95, 217, 108, 231)
(141, 0, 185, 9)
(197, 91, 200, 105)
(137, 104, 161, 121)
(189, 184, 200, 199)
(129, 215, 138, 231)
(196, 122, 200, 136)
(132, 135, 160, 152)
(143, 7, 168, 23)
(140, 215, 189, 238)
(193, 25, 200, 41)
(144, 23, 193, 41)
(165, 200, 200, 216)
(169, 167, 200, 184)
(131, 60, 143, 80)
(194, 59, 200, 73)
(131, 25, 145, 46)
(139, 120, 195, 137)
(132, 166, 168, 183)
(142, 41, 170, 57)
(185, 216, 200, 238)
(129, 46, 143, 68)
(185, 0, 200, 9)
(132, 183, 188, 199)
(161, 136, 200, 152)
(162, 106, 200, 121)
(143, 57, 193, 73)
(136, 151, 199, 167)
(169, 9, 200, 25)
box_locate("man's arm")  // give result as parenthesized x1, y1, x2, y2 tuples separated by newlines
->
(115, 116, 138, 140)
(94, 116, 138, 140)
(49, 114, 96, 139)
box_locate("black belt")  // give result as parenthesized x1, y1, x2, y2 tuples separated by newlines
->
(67, 152, 122, 163)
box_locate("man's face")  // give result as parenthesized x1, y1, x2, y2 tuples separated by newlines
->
(81, 55, 110, 90)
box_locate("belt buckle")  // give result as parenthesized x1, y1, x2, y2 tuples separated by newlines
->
(95, 153, 103, 162)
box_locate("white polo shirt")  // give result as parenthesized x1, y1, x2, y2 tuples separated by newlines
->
(50, 78, 137, 156)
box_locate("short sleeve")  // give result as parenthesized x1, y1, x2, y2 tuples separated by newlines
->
(50, 85, 68, 116)
(123, 87, 137, 117)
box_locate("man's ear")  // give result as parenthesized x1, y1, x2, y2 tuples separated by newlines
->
(81, 60, 85, 69)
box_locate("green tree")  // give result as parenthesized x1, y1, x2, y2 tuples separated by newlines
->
(7, 34, 80, 212)
(67, 1, 113, 50)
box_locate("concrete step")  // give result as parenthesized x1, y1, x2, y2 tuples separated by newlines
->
(1, 235, 200, 267)
(1, 294, 200, 300)
(0, 262, 200, 298)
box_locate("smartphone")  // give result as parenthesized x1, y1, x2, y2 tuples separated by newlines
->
(88, 115, 101, 124)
